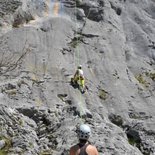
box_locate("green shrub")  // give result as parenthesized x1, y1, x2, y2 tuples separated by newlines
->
(149, 73, 155, 81)
(39, 150, 53, 155)
(0, 136, 12, 155)
(99, 89, 108, 100)
(135, 74, 149, 87)
(69, 36, 83, 48)
(128, 136, 137, 146)
(145, 72, 155, 81)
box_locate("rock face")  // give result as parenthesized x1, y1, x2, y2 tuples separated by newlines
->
(0, 0, 155, 154)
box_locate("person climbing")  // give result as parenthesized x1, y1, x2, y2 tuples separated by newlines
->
(69, 124, 99, 155)
(72, 65, 85, 92)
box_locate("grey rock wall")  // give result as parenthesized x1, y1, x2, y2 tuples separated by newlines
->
(0, 0, 155, 154)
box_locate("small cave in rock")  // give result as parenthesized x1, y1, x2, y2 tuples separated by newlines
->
(126, 129, 151, 155)
(126, 129, 141, 147)
(116, 8, 122, 16)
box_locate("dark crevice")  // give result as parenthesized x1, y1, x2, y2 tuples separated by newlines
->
(16, 107, 60, 150)
(108, 114, 123, 127)
(126, 128, 152, 155)
(13, 12, 34, 27)
(65, 100, 72, 105)
(108, 114, 153, 154)
(57, 94, 68, 101)
(126, 129, 141, 147)
(67, 106, 80, 117)
(84, 8, 104, 22)
(110, 2, 122, 16)
(98, 0, 105, 7)
(75, 2, 104, 22)
(80, 33, 99, 38)
(68, 35, 84, 48)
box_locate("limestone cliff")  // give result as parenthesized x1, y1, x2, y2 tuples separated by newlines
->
(0, 0, 155, 154)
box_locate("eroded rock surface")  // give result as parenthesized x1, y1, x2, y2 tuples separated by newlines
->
(0, 0, 155, 154)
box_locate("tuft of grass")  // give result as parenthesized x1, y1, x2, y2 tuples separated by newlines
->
(129, 112, 141, 119)
(69, 36, 83, 48)
(109, 114, 123, 127)
(0, 150, 8, 155)
(19, 119, 24, 126)
(149, 73, 155, 81)
(29, 142, 33, 148)
(0, 136, 12, 155)
(145, 71, 155, 81)
(99, 89, 108, 100)
(135, 74, 149, 87)
(128, 136, 137, 146)
(39, 150, 53, 155)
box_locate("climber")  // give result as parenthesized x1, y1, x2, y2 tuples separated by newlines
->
(72, 65, 85, 92)
(69, 124, 99, 155)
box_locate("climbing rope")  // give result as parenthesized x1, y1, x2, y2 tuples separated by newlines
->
(73, 0, 92, 123)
